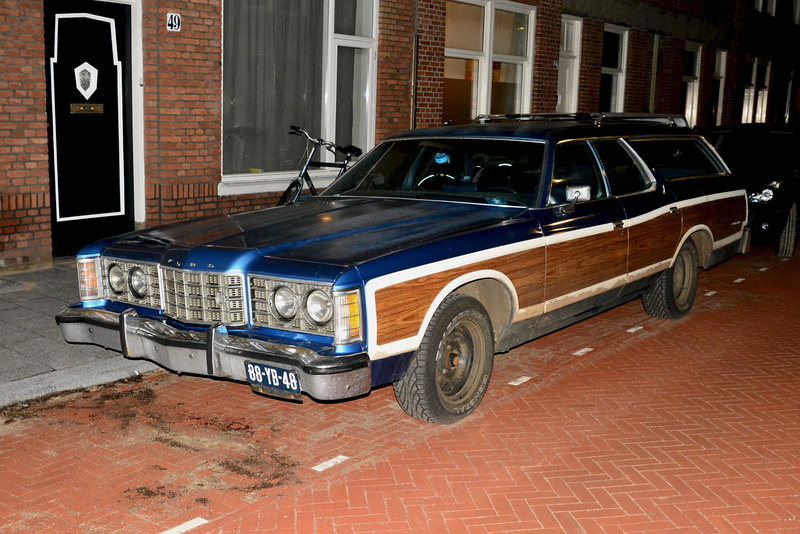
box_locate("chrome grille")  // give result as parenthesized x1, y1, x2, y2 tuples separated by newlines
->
(250, 276, 334, 335)
(100, 258, 161, 309)
(162, 267, 246, 325)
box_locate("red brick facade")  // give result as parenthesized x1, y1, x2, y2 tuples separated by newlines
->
(0, 2, 50, 267)
(1, 0, 798, 267)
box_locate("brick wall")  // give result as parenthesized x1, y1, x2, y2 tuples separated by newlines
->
(0, 1, 51, 268)
(653, 37, 684, 115)
(414, 0, 445, 128)
(625, 29, 654, 113)
(377, 0, 416, 139)
(578, 18, 603, 112)
(532, 1, 562, 112)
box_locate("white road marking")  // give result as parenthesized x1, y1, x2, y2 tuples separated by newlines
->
(759, 267, 769, 272)
(626, 326, 643, 333)
(573, 347, 594, 356)
(312, 455, 349, 472)
(159, 518, 209, 534)
(734, 278, 746, 283)
(705, 291, 717, 296)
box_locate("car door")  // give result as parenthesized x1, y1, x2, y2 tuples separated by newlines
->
(591, 138, 681, 285)
(540, 140, 628, 314)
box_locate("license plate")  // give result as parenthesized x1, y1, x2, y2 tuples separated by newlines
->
(245, 361, 301, 400)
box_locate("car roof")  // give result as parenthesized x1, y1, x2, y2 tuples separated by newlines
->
(388, 113, 696, 144)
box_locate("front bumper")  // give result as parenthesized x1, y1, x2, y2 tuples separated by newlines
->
(56, 306, 371, 401)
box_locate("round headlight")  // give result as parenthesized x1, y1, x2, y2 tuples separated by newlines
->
(305, 289, 333, 325)
(272, 286, 298, 320)
(128, 267, 149, 299)
(108, 264, 125, 294)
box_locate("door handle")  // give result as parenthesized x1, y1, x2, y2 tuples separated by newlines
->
(670, 206, 680, 215)
(613, 221, 625, 229)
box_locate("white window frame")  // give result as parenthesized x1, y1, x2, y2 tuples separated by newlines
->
(755, 61, 771, 122)
(444, 0, 536, 119)
(683, 43, 702, 128)
(219, 0, 378, 196)
(557, 15, 582, 113)
(713, 50, 727, 126)
(601, 24, 628, 113)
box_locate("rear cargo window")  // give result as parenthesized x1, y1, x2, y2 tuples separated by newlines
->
(628, 138, 725, 180)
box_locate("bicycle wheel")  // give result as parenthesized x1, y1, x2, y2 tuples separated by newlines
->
(278, 179, 302, 206)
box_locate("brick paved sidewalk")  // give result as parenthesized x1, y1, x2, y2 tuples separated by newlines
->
(1, 247, 798, 533)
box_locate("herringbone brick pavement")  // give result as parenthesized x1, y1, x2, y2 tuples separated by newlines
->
(1, 247, 798, 533)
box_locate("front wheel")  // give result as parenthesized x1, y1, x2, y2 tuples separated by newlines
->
(277, 179, 303, 206)
(776, 203, 797, 258)
(642, 239, 699, 319)
(393, 294, 494, 424)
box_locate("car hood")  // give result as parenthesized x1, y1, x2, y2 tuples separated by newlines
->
(103, 197, 527, 267)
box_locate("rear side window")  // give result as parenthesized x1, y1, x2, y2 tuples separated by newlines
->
(591, 139, 653, 196)
(628, 138, 725, 180)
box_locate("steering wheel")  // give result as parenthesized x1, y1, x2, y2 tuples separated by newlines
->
(416, 173, 457, 190)
(486, 186, 517, 194)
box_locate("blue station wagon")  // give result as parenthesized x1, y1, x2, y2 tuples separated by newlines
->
(57, 114, 749, 424)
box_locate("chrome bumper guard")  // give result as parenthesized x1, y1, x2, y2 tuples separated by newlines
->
(56, 307, 371, 401)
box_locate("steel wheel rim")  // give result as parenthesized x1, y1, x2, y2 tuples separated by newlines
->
(672, 248, 695, 308)
(436, 318, 485, 406)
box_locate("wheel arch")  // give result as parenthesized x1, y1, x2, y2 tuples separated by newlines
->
(676, 226, 714, 269)
(451, 277, 515, 347)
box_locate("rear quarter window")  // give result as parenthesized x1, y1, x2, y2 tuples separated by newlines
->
(628, 138, 726, 180)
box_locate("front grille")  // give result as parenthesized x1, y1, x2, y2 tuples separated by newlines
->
(101, 258, 161, 309)
(162, 267, 246, 325)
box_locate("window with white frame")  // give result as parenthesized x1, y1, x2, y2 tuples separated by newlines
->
(600, 25, 628, 113)
(682, 43, 701, 128)
(742, 58, 771, 123)
(712, 50, 727, 126)
(443, 0, 535, 124)
(221, 0, 377, 191)
(556, 16, 582, 113)
(755, 0, 777, 15)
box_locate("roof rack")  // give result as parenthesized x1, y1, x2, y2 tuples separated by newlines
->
(473, 112, 689, 128)
(473, 113, 594, 124)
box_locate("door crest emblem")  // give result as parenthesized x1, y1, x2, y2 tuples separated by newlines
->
(74, 62, 98, 100)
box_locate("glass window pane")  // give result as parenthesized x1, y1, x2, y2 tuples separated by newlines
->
(490, 62, 522, 115)
(443, 57, 479, 124)
(223, 0, 323, 174)
(336, 47, 370, 157)
(600, 72, 617, 112)
(629, 139, 724, 180)
(602, 31, 621, 69)
(592, 140, 652, 195)
(335, 0, 373, 38)
(445, 1, 484, 51)
(550, 141, 607, 205)
(493, 10, 527, 56)
(684, 49, 697, 78)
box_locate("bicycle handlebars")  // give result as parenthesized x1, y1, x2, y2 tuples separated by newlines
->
(289, 125, 362, 157)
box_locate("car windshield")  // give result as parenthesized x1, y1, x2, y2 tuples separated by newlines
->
(323, 138, 547, 207)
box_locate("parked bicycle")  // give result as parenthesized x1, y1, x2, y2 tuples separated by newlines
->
(278, 125, 362, 206)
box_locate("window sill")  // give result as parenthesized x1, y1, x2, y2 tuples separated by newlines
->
(218, 170, 340, 196)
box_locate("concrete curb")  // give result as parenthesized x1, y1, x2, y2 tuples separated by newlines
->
(0, 357, 159, 408)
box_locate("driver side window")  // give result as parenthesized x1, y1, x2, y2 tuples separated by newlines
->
(549, 141, 607, 205)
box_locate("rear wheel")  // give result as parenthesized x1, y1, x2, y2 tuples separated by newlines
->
(776, 203, 797, 258)
(393, 294, 494, 424)
(642, 239, 699, 319)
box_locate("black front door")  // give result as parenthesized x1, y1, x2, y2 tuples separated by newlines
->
(44, 0, 134, 256)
